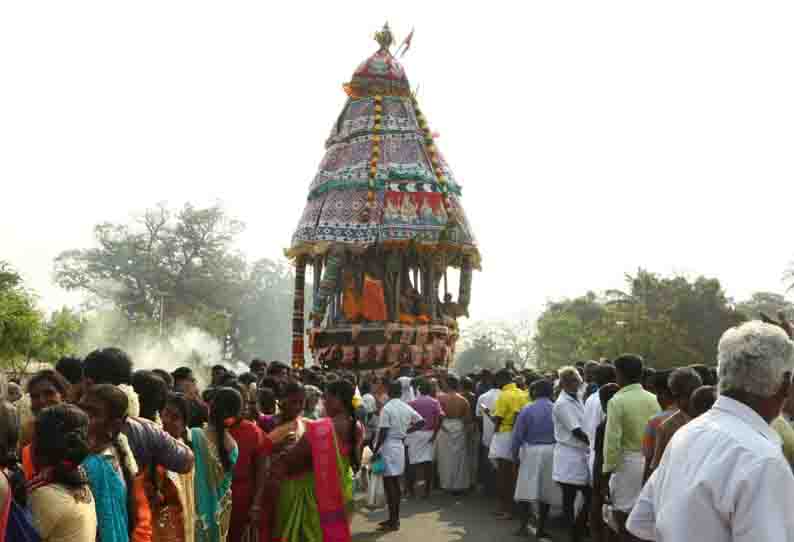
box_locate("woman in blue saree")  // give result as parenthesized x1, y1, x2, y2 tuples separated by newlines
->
(80, 384, 139, 542)
(191, 387, 240, 542)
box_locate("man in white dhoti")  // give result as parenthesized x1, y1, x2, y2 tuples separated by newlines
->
(579, 360, 600, 402)
(512, 379, 559, 540)
(553, 366, 591, 542)
(476, 376, 500, 495)
(373, 381, 424, 532)
(601, 355, 660, 540)
(628, 321, 794, 542)
(436, 375, 471, 494)
(583, 365, 614, 482)
(582, 365, 615, 542)
(406, 380, 444, 498)
(462, 377, 480, 485)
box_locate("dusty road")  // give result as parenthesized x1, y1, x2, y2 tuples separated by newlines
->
(352, 492, 565, 542)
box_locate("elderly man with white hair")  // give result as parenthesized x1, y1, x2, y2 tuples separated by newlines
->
(627, 321, 794, 542)
(552, 366, 591, 542)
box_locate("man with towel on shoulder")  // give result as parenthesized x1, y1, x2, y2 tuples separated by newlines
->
(373, 381, 424, 532)
(406, 379, 444, 498)
(552, 366, 591, 542)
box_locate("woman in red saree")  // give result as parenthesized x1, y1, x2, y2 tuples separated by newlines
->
(227, 406, 268, 542)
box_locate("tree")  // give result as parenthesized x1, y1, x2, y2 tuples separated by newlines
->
(0, 261, 22, 291)
(533, 270, 744, 370)
(494, 319, 536, 368)
(37, 307, 85, 363)
(53, 203, 312, 364)
(736, 292, 794, 321)
(0, 262, 45, 373)
(54, 203, 247, 337)
(455, 332, 511, 376)
(233, 258, 312, 363)
(534, 292, 607, 370)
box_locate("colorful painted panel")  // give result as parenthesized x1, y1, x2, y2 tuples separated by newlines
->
(353, 50, 407, 81)
(380, 191, 446, 244)
(309, 136, 372, 193)
(328, 96, 419, 145)
(444, 194, 476, 246)
(380, 97, 418, 133)
(380, 133, 437, 183)
(313, 189, 383, 245)
(435, 149, 460, 187)
(333, 99, 374, 142)
(291, 193, 327, 246)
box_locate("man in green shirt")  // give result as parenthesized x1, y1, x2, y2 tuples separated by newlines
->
(602, 354, 660, 540)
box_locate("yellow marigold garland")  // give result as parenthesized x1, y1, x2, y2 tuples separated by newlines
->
(412, 95, 450, 213)
(362, 95, 384, 222)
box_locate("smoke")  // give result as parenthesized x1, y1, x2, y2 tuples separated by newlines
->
(77, 308, 243, 388)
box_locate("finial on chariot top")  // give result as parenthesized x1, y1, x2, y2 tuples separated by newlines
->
(374, 22, 394, 52)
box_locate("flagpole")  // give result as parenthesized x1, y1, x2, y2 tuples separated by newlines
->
(396, 27, 415, 58)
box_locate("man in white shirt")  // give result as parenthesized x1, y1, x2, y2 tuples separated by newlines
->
(583, 364, 615, 481)
(374, 381, 424, 532)
(397, 366, 416, 403)
(579, 360, 600, 402)
(627, 321, 794, 542)
(476, 380, 501, 494)
(552, 366, 591, 542)
(581, 363, 615, 541)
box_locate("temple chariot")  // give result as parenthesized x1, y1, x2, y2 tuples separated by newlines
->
(286, 24, 480, 371)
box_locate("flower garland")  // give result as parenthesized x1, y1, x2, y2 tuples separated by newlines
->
(17, 392, 33, 429)
(117, 384, 141, 418)
(362, 94, 383, 223)
(116, 432, 139, 477)
(412, 95, 452, 219)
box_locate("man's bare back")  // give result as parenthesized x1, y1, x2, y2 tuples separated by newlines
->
(441, 392, 470, 419)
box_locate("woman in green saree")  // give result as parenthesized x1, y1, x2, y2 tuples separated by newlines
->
(273, 380, 363, 542)
(191, 387, 240, 542)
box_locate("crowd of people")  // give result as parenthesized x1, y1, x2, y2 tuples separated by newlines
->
(0, 353, 362, 542)
(355, 320, 794, 542)
(1, 319, 794, 542)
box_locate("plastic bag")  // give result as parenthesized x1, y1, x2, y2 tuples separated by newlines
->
(367, 471, 386, 509)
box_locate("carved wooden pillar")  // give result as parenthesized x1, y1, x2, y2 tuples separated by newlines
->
(428, 259, 437, 321)
(313, 256, 323, 301)
(394, 266, 402, 323)
(459, 255, 473, 317)
(291, 257, 307, 369)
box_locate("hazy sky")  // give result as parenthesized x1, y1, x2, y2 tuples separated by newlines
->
(2, 2, 794, 323)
